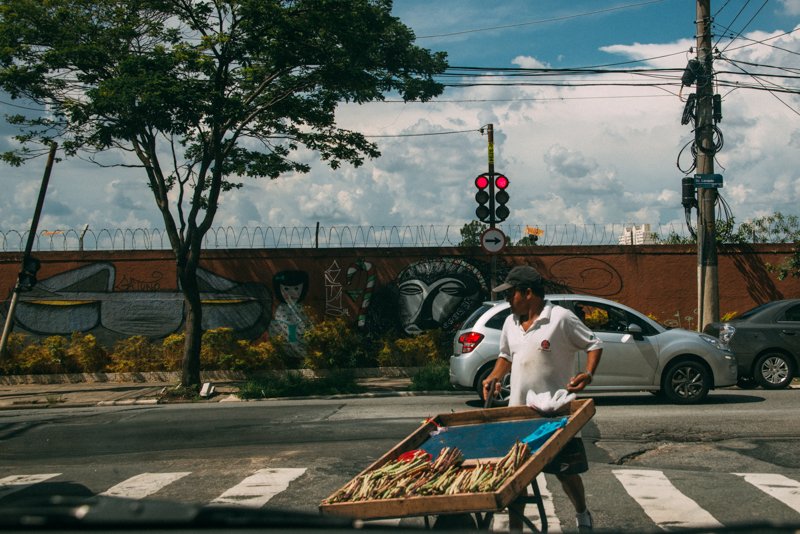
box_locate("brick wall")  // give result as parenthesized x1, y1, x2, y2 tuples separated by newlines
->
(1, 244, 797, 344)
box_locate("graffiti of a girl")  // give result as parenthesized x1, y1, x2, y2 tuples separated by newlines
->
(268, 270, 310, 350)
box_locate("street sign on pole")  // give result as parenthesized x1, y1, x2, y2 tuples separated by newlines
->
(480, 227, 506, 254)
(694, 173, 723, 188)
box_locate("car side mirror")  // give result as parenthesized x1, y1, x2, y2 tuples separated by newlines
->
(627, 323, 644, 339)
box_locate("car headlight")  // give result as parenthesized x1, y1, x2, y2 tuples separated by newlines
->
(699, 333, 730, 352)
(718, 323, 735, 348)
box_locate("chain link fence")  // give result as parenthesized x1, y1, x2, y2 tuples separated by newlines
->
(0, 223, 698, 252)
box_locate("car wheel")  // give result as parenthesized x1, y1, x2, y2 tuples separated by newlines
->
(475, 365, 511, 406)
(662, 359, 711, 404)
(754, 351, 795, 389)
(737, 376, 759, 389)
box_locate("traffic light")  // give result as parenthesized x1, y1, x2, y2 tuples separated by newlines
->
(474, 173, 491, 222)
(17, 256, 40, 292)
(494, 173, 510, 222)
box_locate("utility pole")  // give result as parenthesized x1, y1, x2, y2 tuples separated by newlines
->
(695, 0, 719, 331)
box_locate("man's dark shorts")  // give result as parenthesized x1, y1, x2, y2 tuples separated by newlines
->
(542, 438, 588, 475)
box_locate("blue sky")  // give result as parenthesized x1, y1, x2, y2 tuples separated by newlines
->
(1, 0, 799, 241)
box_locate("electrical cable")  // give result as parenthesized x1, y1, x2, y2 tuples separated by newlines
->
(717, 56, 800, 116)
(361, 128, 481, 138)
(676, 138, 697, 175)
(414, 0, 669, 40)
(718, 0, 769, 55)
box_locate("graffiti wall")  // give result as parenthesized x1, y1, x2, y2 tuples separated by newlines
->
(1, 244, 798, 345)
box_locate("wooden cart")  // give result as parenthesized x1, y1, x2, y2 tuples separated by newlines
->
(320, 398, 595, 532)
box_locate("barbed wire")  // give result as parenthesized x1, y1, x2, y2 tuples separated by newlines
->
(0, 223, 708, 252)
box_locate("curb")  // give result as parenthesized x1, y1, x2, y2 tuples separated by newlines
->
(0, 389, 469, 410)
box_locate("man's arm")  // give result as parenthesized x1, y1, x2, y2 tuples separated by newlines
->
(567, 348, 602, 393)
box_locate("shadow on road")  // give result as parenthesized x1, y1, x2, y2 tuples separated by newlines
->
(588, 392, 766, 406)
(463, 391, 766, 409)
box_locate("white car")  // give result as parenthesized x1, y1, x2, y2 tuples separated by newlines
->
(449, 294, 737, 404)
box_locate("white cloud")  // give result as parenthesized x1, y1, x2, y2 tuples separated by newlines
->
(780, 1, 800, 16)
(1, 13, 798, 239)
(512, 55, 550, 69)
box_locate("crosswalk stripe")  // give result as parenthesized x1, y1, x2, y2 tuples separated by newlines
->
(490, 474, 562, 533)
(0, 474, 61, 499)
(210, 468, 306, 508)
(734, 473, 800, 514)
(100, 472, 191, 499)
(613, 469, 722, 530)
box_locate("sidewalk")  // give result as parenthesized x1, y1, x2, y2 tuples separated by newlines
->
(0, 373, 424, 410)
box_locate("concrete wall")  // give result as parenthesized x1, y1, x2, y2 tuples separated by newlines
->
(1, 244, 798, 345)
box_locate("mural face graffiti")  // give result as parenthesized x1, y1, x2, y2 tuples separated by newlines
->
(395, 258, 489, 335)
(7, 263, 271, 346)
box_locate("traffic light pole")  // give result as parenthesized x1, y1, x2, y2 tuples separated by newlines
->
(486, 124, 498, 297)
(487, 124, 497, 231)
(0, 142, 57, 359)
(695, 0, 719, 331)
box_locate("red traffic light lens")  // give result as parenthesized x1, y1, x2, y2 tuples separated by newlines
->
(475, 175, 489, 189)
(495, 174, 509, 189)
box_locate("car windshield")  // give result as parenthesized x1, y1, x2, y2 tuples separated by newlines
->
(737, 301, 781, 320)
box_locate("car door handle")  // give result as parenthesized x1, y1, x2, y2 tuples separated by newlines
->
(782, 330, 796, 336)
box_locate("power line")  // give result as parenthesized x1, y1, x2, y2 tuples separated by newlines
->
(718, 57, 800, 116)
(415, 0, 671, 39)
(718, 0, 769, 54)
(361, 128, 481, 139)
(380, 94, 674, 103)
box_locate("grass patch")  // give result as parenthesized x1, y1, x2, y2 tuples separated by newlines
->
(410, 361, 451, 391)
(238, 370, 365, 399)
(158, 384, 202, 402)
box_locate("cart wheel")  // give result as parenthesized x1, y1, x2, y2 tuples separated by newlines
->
(432, 513, 478, 530)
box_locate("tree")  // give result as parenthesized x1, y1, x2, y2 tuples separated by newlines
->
(735, 212, 800, 244)
(0, 0, 447, 387)
(655, 218, 744, 245)
(738, 212, 800, 280)
(458, 220, 488, 247)
(515, 235, 539, 246)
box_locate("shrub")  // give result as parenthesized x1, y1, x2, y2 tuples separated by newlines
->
(200, 327, 243, 370)
(161, 333, 185, 371)
(250, 336, 294, 371)
(302, 317, 365, 370)
(0, 332, 29, 374)
(13, 336, 81, 374)
(410, 361, 451, 391)
(238, 369, 364, 399)
(108, 335, 164, 372)
(66, 332, 109, 373)
(377, 329, 447, 367)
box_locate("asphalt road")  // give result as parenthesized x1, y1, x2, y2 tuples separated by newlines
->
(2, 389, 800, 532)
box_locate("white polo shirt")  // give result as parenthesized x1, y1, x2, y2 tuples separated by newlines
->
(499, 302, 602, 407)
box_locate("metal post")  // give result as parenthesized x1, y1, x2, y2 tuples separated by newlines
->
(487, 124, 498, 298)
(0, 142, 58, 359)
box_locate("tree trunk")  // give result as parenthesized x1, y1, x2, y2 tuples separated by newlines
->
(178, 247, 203, 389)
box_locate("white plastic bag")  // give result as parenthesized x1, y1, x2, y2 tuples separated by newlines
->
(525, 388, 575, 415)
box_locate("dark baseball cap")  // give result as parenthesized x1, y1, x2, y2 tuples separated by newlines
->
(493, 265, 543, 292)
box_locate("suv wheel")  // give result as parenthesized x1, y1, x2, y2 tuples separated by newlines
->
(754, 351, 795, 389)
(662, 359, 710, 404)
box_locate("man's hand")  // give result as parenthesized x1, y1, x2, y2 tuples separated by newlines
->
(567, 372, 592, 393)
(482, 376, 502, 399)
